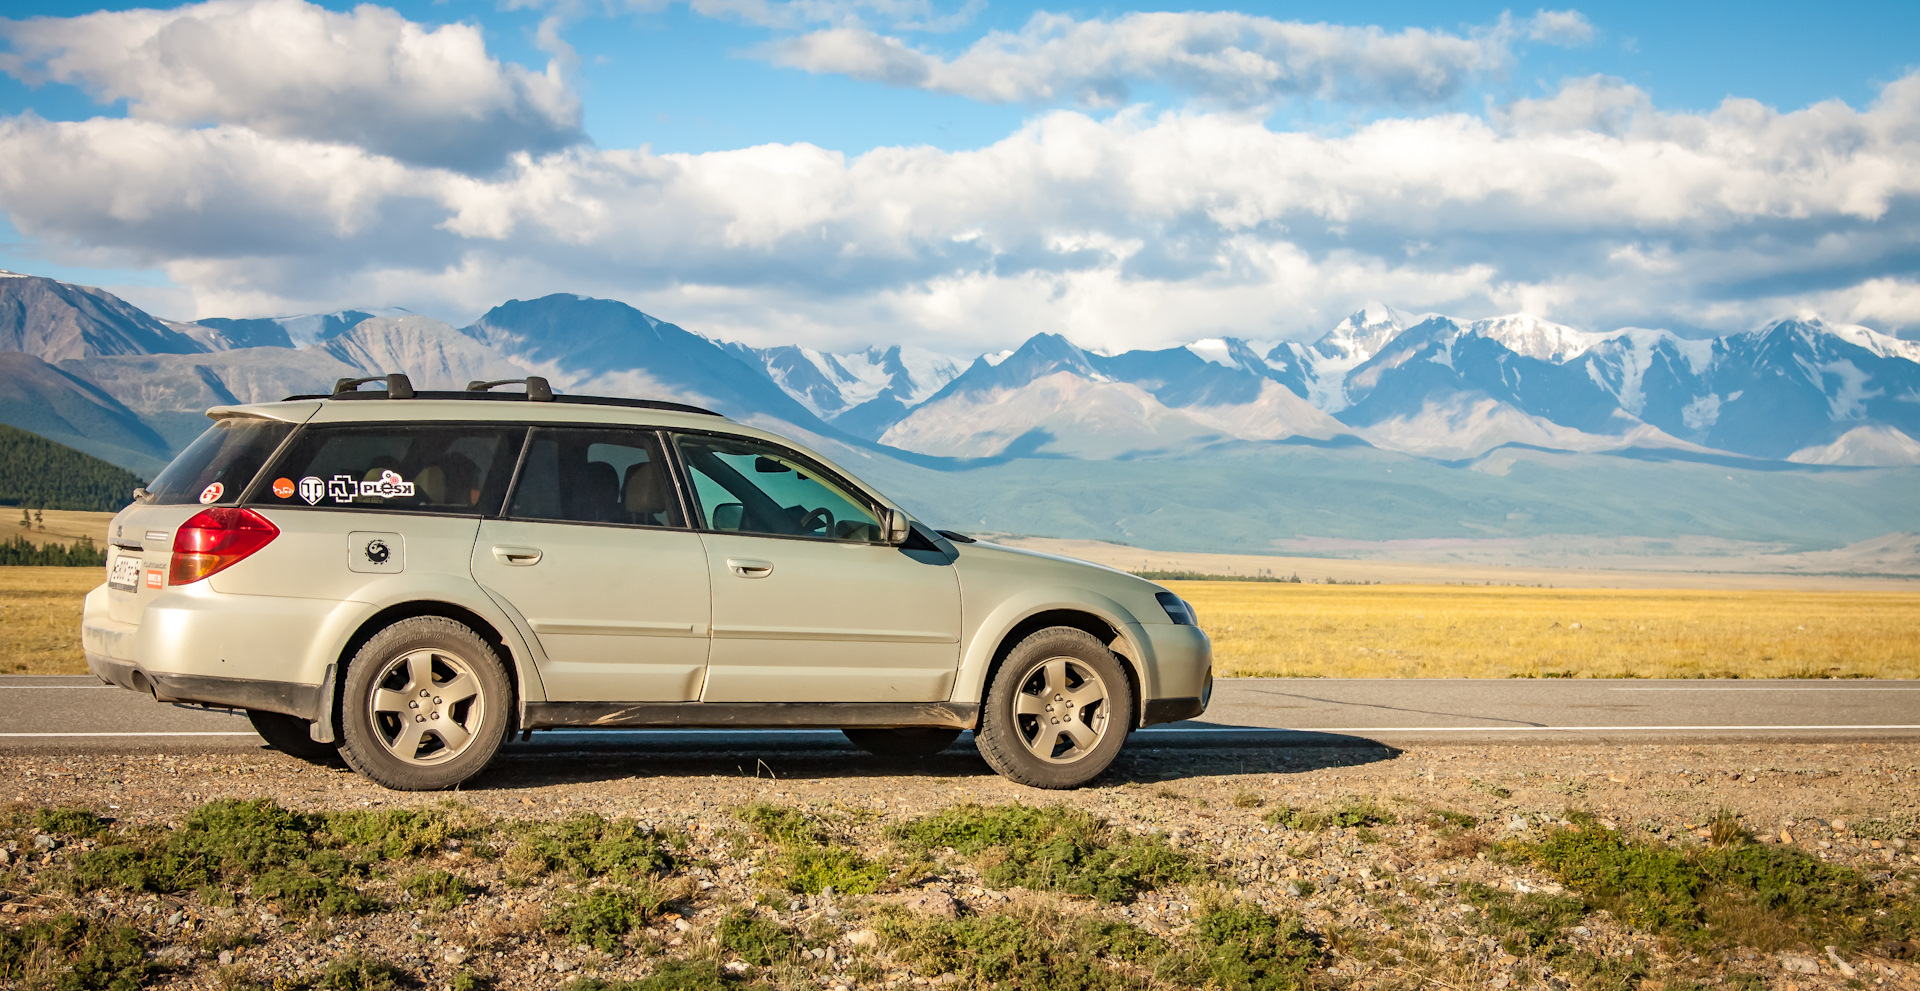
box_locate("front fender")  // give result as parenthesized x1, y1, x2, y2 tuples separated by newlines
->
(949, 587, 1157, 711)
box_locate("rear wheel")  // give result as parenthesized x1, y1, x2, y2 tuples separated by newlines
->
(246, 709, 338, 764)
(842, 727, 962, 758)
(975, 627, 1132, 789)
(337, 616, 511, 791)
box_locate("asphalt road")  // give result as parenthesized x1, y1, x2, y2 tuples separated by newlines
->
(4, 675, 1917, 756)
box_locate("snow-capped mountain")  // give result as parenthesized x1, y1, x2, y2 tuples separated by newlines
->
(719, 342, 962, 439)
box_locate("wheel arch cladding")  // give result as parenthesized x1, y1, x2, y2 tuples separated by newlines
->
(334, 601, 522, 732)
(984, 609, 1141, 729)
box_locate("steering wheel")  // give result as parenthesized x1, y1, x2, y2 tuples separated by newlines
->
(798, 507, 835, 536)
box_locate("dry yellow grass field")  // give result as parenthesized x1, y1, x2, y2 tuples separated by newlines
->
(6, 558, 1918, 679)
(1172, 580, 1920, 679)
(0, 567, 104, 675)
(4, 509, 115, 549)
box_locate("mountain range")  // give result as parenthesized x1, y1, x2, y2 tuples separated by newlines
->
(2, 269, 1916, 568)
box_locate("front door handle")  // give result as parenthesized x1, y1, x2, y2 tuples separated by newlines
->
(492, 545, 543, 566)
(727, 558, 774, 579)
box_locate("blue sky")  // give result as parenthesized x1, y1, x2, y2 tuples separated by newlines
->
(0, 0, 1916, 354)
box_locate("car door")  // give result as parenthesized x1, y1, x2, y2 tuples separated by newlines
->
(472, 427, 712, 702)
(671, 431, 961, 703)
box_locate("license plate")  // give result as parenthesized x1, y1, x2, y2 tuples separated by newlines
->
(108, 555, 141, 592)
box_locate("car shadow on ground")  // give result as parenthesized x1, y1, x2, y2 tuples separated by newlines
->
(467, 728, 1401, 790)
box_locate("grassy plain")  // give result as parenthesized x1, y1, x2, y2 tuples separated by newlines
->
(0, 567, 103, 675)
(1172, 580, 1920, 679)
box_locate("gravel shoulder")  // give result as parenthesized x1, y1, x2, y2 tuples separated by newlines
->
(4, 740, 1918, 990)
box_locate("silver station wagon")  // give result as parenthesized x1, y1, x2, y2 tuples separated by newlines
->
(81, 375, 1212, 790)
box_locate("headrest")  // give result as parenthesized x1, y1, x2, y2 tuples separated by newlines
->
(624, 461, 671, 515)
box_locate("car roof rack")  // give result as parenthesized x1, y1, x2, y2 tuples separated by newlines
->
(467, 376, 554, 401)
(283, 372, 722, 416)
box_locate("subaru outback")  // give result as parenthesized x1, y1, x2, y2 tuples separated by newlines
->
(80, 375, 1212, 790)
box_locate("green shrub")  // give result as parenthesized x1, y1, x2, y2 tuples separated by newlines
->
(508, 814, 673, 880)
(0, 913, 151, 990)
(735, 804, 888, 895)
(402, 868, 475, 911)
(893, 804, 1199, 903)
(32, 807, 110, 839)
(316, 953, 412, 990)
(877, 912, 1138, 991)
(250, 869, 380, 918)
(1262, 799, 1396, 832)
(323, 805, 485, 860)
(566, 960, 742, 990)
(543, 885, 670, 953)
(717, 909, 797, 966)
(1157, 904, 1320, 991)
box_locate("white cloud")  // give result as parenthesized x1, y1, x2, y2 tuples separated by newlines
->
(1, 6, 1917, 351)
(0, 0, 582, 172)
(759, 9, 1593, 108)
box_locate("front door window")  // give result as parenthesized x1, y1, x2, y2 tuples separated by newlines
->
(674, 434, 881, 542)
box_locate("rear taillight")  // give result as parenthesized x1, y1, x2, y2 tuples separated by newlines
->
(170, 507, 279, 585)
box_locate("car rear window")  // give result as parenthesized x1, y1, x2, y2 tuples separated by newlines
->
(251, 424, 525, 516)
(145, 417, 295, 505)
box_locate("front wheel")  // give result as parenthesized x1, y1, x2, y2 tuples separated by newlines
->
(975, 627, 1132, 789)
(336, 617, 511, 791)
(246, 709, 339, 764)
(842, 727, 962, 758)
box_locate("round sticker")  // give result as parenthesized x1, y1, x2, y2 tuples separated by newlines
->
(198, 482, 224, 505)
(272, 477, 295, 499)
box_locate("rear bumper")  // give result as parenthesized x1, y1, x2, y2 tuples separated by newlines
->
(81, 583, 325, 722)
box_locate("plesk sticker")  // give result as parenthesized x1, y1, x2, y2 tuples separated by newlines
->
(324, 469, 417, 502)
(198, 482, 223, 504)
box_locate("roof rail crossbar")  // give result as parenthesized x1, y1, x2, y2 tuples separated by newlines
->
(466, 376, 554, 401)
(333, 373, 416, 399)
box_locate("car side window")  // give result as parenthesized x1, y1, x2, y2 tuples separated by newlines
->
(251, 424, 523, 515)
(672, 433, 881, 542)
(507, 428, 685, 528)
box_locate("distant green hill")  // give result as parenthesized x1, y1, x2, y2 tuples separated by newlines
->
(0, 422, 144, 511)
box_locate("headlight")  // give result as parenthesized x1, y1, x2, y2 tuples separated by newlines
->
(1154, 591, 1196, 626)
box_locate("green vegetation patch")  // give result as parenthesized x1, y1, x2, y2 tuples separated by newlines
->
(1511, 819, 1920, 953)
(567, 960, 753, 991)
(893, 804, 1199, 903)
(877, 901, 1312, 991)
(0, 912, 153, 991)
(506, 813, 673, 881)
(543, 883, 672, 953)
(323, 804, 486, 861)
(716, 909, 797, 966)
(32, 806, 111, 839)
(316, 952, 414, 991)
(402, 868, 475, 911)
(1455, 883, 1653, 991)
(735, 803, 888, 895)
(1263, 799, 1396, 832)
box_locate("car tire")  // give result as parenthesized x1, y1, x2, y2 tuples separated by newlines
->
(246, 709, 339, 764)
(336, 616, 511, 791)
(841, 727, 962, 758)
(975, 627, 1132, 789)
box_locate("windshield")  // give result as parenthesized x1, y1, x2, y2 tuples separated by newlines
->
(145, 418, 294, 505)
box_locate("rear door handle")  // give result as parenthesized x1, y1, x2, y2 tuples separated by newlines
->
(727, 558, 774, 578)
(492, 545, 543, 566)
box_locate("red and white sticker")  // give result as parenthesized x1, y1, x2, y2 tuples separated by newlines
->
(144, 568, 164, 590)
(272, 477, 295, 499)
(198, 481, 224, 504)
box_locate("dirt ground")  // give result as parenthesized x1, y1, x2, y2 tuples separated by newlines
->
(4, 739, 1918, 990)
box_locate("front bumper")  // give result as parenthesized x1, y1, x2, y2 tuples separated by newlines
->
(1133, 621, 1212, 727)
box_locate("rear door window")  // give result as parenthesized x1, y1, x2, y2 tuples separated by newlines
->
(507, 428, 685, 528)
(146, 417, 295, 505)
(250, 424, 524, 516)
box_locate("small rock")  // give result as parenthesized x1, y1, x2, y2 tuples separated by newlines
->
(31, 834, 56, 850)
(903, 891, 962, 920)
(166, 911, 184, 925)
(553, 959, 574, 973)
(217, 950, 234, 966)
(1779, 829, 1795, 844)
(215, 907, 236, 919)
(1778, 953, 1822, 975)
(674, 918, 693, 932)
(156, 946, 194, 965)
(0, 848, 10, 865)
(723, 961, 750, 975)
(1832, 819, 1848, 832)
(443, 948, 469, 965)
(1568, 622, 1582, 630)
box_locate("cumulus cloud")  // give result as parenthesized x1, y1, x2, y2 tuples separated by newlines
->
(0, 0, 582, 172)
(758, 9, 1592, 108)
(0, 5, 1915, 350)
(682, 0, 982, 32)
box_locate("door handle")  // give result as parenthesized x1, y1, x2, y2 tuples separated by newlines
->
(491, 545, 543, 566)
(727, 558, 774, 578)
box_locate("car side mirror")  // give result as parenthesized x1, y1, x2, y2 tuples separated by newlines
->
(878, 508, 910, 546)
